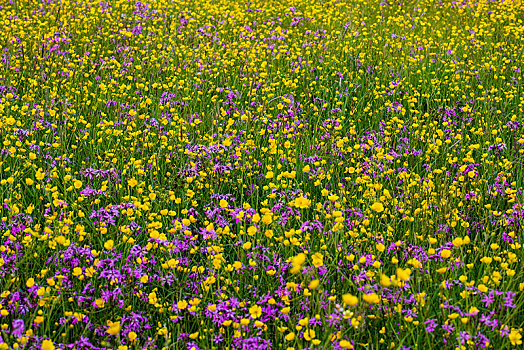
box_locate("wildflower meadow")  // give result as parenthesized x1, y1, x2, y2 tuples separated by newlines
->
(0, 0, 523, 349)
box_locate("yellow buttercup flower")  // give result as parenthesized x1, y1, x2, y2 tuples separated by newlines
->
(106, 321, 121, 336)
(41, 340, 55, 350)
(249, 304, 262, 319)
(312, 252, 324, 267)
(362, 293, 381, 304)
(342, 294, 358, 306)
(370, 202, 384, 212)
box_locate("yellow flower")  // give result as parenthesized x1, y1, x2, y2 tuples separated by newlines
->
(342, 293, 358, 306)
(249, 304, 262, 319)
(339, 340, 353, 349)
(437, 267, 447, 274)
(262, 215, 273, 225)
(362, 293, 381, 304)
(26, 278, 35, 288)
(509, 329, 522, 346)
(440, 249, 452, 259)
(290, 253, 306, 274)
(480, 256, 492, 264)
(189, 331, 199, 339)
(128, 178, 137, 187)
(95, 298, 105, 308)
(308, 279, 320, 290)
(26, 204, 35, 214)
(106, 321, 121, 336)
(280, 307, 290, 314)
(304, 329, 316, 341)
(73, 180, 83, 189)
(312, 253, 324, 268)
(380, 274, 392, 287)
(396, 268, 411, 282)
(104, 240, 114, 250)
(128, 331, 137, 341)
(41, 340, 55, 350)
(478, 284, 488, 293)
(328, 194, 339, 201)
(452, 237, 463, 247)
(177, 300, 188, 310)
(370, 202, 384, 212)
(294, 196, 311, 209)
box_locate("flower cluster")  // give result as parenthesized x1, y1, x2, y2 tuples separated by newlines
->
(0, 0, 523, 349)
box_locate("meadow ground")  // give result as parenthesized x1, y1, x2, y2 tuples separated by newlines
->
(0, 0, 523, 349)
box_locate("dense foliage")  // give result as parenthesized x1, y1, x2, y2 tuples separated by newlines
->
(0, 0, 523, 349)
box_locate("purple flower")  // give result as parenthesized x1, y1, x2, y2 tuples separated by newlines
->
(482, 291, 495, 307)
(503, 291, 516, 308)
(239, 336, 272, 350)
(457, 331, 471, 345)
(442, 323, 455, 333)
(476, 333, 490, 348)
(11, 319, 24, 337)
(99, 269, 122, 280)
(424, 318, 438, 333)
(500, 325, 510, 337)
(186, 341, 202, 350)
